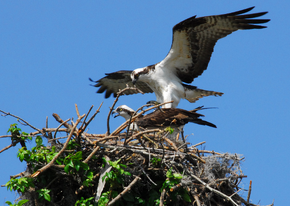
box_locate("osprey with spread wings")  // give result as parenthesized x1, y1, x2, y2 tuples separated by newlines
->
(90, 7, 269, 108)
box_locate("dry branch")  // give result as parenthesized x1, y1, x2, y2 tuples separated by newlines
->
(107, 175, 141, 206)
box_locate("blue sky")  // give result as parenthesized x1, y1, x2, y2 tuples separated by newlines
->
(0, 1, 288, 205)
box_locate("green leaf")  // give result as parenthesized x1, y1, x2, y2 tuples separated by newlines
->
(123, 171, 131, 176)
(74, 151, 83, 160)
(173, 173, 183, 180)
(107, 171, 113, 179)
(35, 136, 43, 146)
(166, 169, 173, 178)
(181, 191, 191, 202)
(75, 163, 81, 171)
(18, 152, 24, 162)
(81, 162, 89, 171)
(5, 201, 12, 206)
(64, 164, 70, 174)
(18, 199, 30, 205)
(86, 171, 94, 179)
(44, 193, 51, 202)
(165, 126, 174, 134)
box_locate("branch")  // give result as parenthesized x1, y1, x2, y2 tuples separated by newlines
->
(0, 109, 41, 132)
(189, 173, 240, 206)
(247, 180, 252, 203)
(80, 103, 103, 134)
(108, 175, 141, 206)
(159, 188, 166, 206)
(0, 144, 14, 154)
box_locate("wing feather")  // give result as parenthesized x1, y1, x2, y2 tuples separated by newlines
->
(89, 70, 153, 98)
(136, 108, 216, 128)
(158, 7, 270, 83)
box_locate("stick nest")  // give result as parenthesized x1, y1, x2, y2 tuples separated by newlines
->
(1, 88, 273, 206)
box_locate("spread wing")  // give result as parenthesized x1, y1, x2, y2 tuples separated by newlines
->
(89, 70, 153, 98)
(158, 7, 270, 83)
(136, 108, 216, 128)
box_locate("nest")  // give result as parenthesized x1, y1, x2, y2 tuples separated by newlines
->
(1, 87, 273, 206)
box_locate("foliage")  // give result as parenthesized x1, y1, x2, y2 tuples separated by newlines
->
(75, 197, 96, 206)
(161, 169, 191, 203)
(5, 177, 34, 193)
(7, 123, 32, 145)
(5, 199, 29, 206)
(64, 151, 89, 174)
(37, 188, 51, 202)
(99, 158, 132, 205)
(165, 126, 174, 134)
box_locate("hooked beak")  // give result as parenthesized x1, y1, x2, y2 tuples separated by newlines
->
(112, 110, 119, 118)
(132, 78, 137, 85)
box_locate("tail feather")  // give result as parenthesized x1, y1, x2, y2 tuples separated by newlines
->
(183, 85, 223, 103)
(191, 119, 217, 128)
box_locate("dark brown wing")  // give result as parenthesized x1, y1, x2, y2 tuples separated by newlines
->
(159, 7, 270, 83)
(89, 70, 153, 98)
(136, 108, 216, 128)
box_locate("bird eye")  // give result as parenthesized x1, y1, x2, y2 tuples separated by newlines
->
(135, 73, 139, 78)
(119, 108, 122, 111)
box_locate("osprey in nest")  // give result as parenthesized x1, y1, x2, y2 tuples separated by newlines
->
(112, 105, 217, 132)
(90, 7, 270, 108)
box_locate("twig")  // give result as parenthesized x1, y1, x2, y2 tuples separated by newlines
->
(29, 128, 67, 136)
(159, 188, 166, 206)
(191, 191, 201, 206)
(0, 135, 12, 138)
(10, 171, 26, 179)
(163, 136, 179, 152)
(247, 180, 252, 203)
(46, 116, 48, 128)
(52, 113, 74, 131)
(53, 119, 70, 139)
(189, 141, 206, 149)
(188, 153, 206, 163)
(190, 150, 222, 155)
(134, 159, 157, 186)
(125, 129, 161, 145)
(79, 103, 103, 135)
(31, 114, 86, 178)
(108, 175, 141, 206)
(75, 104, 80, 118)
(0, 109, 41, 132)
(189, 173, 239, 206)
(0, 144, 14, 154)
(83, 133, 118, 164)
(78, 105, 94, 134)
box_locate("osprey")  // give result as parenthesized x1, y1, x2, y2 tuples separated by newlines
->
(112, 105, 217, 132)
(90, 7, 270, 108)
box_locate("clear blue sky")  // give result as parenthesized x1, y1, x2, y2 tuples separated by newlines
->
(0, 1, 288, 205)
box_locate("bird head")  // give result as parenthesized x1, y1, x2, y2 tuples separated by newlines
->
(112, 105, 135, 120)
(131, 67, 149, 85)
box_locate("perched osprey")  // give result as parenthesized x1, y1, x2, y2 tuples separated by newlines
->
(91, 7, 270, 108)
(112, 105, 217, 132)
